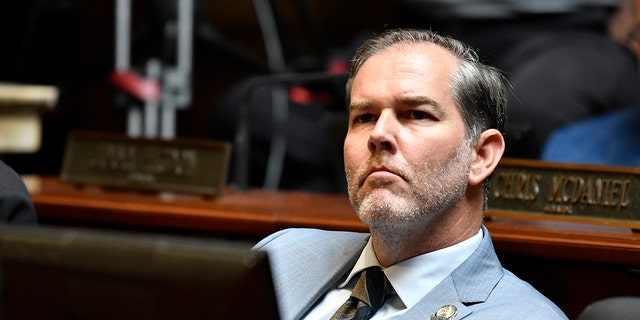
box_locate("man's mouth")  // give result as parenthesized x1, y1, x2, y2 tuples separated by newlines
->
(363, 165, 405, 185)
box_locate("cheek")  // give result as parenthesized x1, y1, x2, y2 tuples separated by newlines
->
(343, 135, 366, 168)
(406, 137, 456, 167)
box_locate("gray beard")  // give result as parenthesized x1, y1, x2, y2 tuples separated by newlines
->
(347, 142, 472, 235)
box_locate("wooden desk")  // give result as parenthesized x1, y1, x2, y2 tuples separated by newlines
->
(26, 176, 366, 237)
(26, 176, 640, 319)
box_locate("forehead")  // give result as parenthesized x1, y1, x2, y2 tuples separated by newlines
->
(358, 41, 457, 82)
(351, 42, 459, 108)
(385, 41, 457, 67)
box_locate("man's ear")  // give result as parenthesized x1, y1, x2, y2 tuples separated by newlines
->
(468, 129, 505, 186)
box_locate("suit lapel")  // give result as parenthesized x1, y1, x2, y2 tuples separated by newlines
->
(268, 229, 369, 320)
(401, 277, 471, 319)
(401, 226, 504, 319)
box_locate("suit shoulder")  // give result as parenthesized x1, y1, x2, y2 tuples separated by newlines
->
(253, 228, 368, 250)
(477, 269, 568, 319)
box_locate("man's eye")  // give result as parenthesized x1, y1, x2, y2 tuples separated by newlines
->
(354, 114, 374, 123)
(408, 110, 432, 120)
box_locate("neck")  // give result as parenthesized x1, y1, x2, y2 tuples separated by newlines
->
(370, 201, 482, 267)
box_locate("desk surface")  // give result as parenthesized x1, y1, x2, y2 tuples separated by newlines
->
(28, 175, 364, 235)
(27, 176, 640, 265)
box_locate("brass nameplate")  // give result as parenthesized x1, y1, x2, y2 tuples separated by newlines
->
(61, 131, 231, 197)
(488, 158, 640, 229)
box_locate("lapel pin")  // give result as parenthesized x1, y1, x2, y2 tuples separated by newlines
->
(430, 305, 457, 320)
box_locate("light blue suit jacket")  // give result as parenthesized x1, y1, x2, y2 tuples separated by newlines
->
(254, 226, 568, 320)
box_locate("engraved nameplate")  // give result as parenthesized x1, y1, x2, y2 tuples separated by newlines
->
(61, 131, 231, 197)
(488, 158, 640, 229)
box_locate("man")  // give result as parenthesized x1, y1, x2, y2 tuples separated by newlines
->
(0, 160, 38, 224)
(254, 28, 567, 320)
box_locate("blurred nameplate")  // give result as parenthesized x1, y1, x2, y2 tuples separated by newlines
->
(0, 82, 59, 109)
(488, 158, 640, 229)
(0, 82, 58, 153)
(0, 113, 42, 153)
(61, 131, 231, 197)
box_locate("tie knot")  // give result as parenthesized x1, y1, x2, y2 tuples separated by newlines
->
(330, 267, 395, 320)
(352, 267, 393, 313)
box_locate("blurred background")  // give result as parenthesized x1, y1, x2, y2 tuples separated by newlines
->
(1, 0, 639, 194)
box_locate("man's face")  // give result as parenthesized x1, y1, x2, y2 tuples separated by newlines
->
(344, 43, 473, 232)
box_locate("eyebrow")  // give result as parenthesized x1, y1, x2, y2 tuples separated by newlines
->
(348, 101, 373, 113)
(348, 95, 442, 113)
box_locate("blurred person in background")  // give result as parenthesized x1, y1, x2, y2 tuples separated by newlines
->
(0, 160, 37, 224)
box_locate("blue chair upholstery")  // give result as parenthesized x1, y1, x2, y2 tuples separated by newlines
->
(541, 107, 640, 167)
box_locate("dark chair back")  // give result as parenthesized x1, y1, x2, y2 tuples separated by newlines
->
(577, 296, 640, 320)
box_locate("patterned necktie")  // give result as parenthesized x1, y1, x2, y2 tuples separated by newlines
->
(330, 267, 394, 320)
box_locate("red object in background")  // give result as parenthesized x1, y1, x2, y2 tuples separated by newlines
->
(288, 86, 334, 106)
(110, 71, 161, 102)
(327, 59, 349, 74)
(288, 86, 314, 105)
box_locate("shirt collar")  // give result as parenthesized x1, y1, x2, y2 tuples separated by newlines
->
(338, 229, 483, 309)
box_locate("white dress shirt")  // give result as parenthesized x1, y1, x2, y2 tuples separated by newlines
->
(303, 229, 483, 319)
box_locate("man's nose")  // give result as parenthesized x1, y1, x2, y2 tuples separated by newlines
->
(368, 110, 398, 154)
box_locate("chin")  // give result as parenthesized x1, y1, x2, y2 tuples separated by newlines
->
(356, 195, 415, 223)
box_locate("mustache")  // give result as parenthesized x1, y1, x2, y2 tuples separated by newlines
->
(356, 156, 408, 185)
